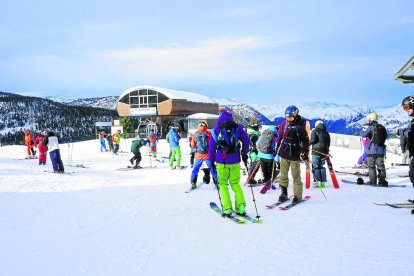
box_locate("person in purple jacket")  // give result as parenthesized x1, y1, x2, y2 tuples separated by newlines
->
(209, 107, 250, 216)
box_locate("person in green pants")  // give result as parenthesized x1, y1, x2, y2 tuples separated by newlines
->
(168, 124, 182, 169)
(209, 108, 250, 216)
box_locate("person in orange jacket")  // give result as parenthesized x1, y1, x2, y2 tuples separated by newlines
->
(23, 129, 36, 158)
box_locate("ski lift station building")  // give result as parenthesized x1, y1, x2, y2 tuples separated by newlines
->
(116, 85, 219, 137)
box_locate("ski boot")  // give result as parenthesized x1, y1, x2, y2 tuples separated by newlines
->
(319, 182, 325, 188)
(278, 186, 288, 202)
(292, 196, 301, 205)
(191, 182, 197, 189)
(236, 203, 246, 216)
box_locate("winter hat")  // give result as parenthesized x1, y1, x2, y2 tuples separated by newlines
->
(24, 129, 29, 133)
(315, 120, 323, 128)
(218, 106, 232, 115)
(42, 130, 47, 135)
(117, 129, 121, 133)
(367, 112, 378, 121)
(198, 121, 208, 128)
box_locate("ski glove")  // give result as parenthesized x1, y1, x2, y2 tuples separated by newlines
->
(300, 151, 309, 162)
(241, 153, 249, 165)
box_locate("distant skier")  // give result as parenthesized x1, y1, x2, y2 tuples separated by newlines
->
(360, 112, 387, 187)
(209, 107, 250, 216)
(112, 130, 122, 155)
(189, 121, 218, 189)
(129, 136, 148, 169)
(275, 106, 309, 204)
(356, 136, 370, 168)
(168, 124, 182, 169)
(310, 120, 330, 188)
(397, 128, 410, 165)
(106, 133, 114, 152)
(401, 96, 414, 187)
(148, 131, 158, 157)
(246, 122, 261, 185)
(256, 125, 278, 187)
(34, 130, 48, 165)
(43, 131, 64, 173)
(23, 129, 36, 158)
(99, 130, 107, 152)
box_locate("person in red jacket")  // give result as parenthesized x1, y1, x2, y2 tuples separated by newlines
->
(34, 130, 48, 165)
(23, 129, 36, 158)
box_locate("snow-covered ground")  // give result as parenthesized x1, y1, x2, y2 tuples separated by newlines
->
(0, 138, 413, 276)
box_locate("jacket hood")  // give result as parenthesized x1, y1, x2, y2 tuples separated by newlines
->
(315, 123, 326, 131)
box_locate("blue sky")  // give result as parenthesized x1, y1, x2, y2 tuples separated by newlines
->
(0, 0, 413, 107)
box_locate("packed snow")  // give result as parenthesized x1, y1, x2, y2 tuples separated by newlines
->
(0, 138, 413, 276)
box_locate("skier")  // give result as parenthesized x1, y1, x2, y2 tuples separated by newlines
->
(310, 120, 331, 188)
(168, 124, 183, 169)
(112, 130, 122, 155)
(401, 96, 414, 187)
(256, 125, 278, 187)
(148, 131, 158, 157)
(275, 106, 310, 204)
(209, 107, 250, 216)
(129, 136, 148, 168)
(34, 130, 48, 165)
(356, 136, 370, 168)
(189, 121, 218, 189)
(106, 133, 114, 152)
(246, 122, 261, 185)
(43, 131, 64, 173)
(397, 128, 410, 165)
(23, 129, 36, 158)
(360, 112, 388, 187)
(99, 130, 107, 152)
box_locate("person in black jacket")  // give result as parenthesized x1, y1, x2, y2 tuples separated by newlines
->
(398, 128, 410, 165)
(402, 96, 414, 187)
(310, 120, 331, 188)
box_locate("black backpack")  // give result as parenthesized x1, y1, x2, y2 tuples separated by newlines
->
(257, 128, 275, 153)
(371, 124, 387, 147)
(217, 121, 239, 153)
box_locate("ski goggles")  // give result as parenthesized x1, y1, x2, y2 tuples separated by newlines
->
(402, 104, 412, 111)
(286, 116, 295, 122)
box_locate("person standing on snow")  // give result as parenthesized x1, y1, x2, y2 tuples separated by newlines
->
(360, 112, 388, 187)
(256, 125, 278, 187)
(34, 130, 48, 165)
(402, 96, 414, 187)
(356, 136, 370, 168)
(398, 128, 410, 165)
(168, 124, 182, 169)
(43, 131, 65, 173)
(23, 129, 36, 158)
(148, 131, 158, 157)
(246, 122, 261, 185)
(310, 120, 330, 188)
(129, 136, 148, 169)
(275, 106, 310, 204)
(112, 130, 122, 155)
(189, 121, 218, 189)
(106, 133, 114, 152)
(209, 107, 250, 216)
(99, 131, 107, 152)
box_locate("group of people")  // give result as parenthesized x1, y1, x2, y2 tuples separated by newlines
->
(22, 129, 65, 173)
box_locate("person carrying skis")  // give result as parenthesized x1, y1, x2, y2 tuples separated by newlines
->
(310, 120, 331, 188)
(246, 122, 261, 185)
(360, 112, 388, 187)
(43, 131, 64, 173)
(99, 130, 107, 152)
(112, 130, 122, 155)
(129, 136, 148, 168)
(189, 121, 218, 189)
(148, 131, 158, 157)
(275, 106, 310, 204)
(34, 130, 48, 165)
(256, 125, 278, 187)
(209, 107, 250, 216)
(23, 129, 36, 158)
(168, 124, 182, 169)
(401, 96, 414, 187)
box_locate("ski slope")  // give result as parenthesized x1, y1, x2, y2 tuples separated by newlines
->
(0, 138, 413, 276)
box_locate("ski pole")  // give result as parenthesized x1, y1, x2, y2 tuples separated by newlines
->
(212, 166, 224, 213)
(248, 177, 261, 220)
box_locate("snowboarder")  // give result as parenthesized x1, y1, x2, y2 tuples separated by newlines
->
(256, 125, 278, 187)
(209, 107, 250, 216)
(99, 130, 107, 152)
(112, 130, 122, 155)
(246, 122, 261, 185)
(130, 136, 148, 168)
(43, 131, 64, 173)
(360, 112, 388, 187)
(23, 129, 36, 158)
(401, 96, 414, 187)
(168, 124, 182, 169)
(189, 121, 218, 189)
(34, 130, 48, 165)
(275, 106, 310, 204)
(310, 120, 331, 188)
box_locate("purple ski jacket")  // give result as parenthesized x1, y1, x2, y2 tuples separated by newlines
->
(208, 112, 249, 165)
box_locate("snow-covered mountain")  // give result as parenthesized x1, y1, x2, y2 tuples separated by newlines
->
(47, 96, 118, 110)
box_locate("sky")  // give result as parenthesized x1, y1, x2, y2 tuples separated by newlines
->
(0, 0, 413, 107)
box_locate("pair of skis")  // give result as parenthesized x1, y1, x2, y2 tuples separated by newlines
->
(265, 195, 311, 210)
(210, 202, 262, 224)
(341, 179, 407, 188)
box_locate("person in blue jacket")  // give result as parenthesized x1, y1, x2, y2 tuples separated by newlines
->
(168, 124, 182, 169)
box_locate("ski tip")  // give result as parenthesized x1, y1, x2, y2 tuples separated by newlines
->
(304, 195, 311, 199)
(209, 202, 217, 208)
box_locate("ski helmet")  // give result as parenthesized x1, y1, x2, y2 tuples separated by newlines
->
(249, 122, 260, 131)
(402, 96, 414, 111)
(285, 105, 299, 121)
(367, 112, 378, 121)
(315, 120, 323, 128)
(198, 121, 208, 128)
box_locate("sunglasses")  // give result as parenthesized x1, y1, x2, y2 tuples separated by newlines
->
(402, 104, 412, 111)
